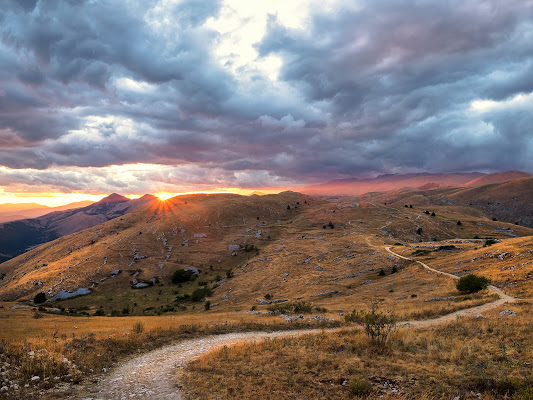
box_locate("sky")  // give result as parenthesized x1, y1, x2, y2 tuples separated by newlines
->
(1, 0, 533, 206)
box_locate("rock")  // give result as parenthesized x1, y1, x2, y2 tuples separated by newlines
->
(314, 265, 324, 271)
(228, 244, 240, 251)
(361, 280, 372, 285)
(256, 299, 270, 305)
(194, 233, 207, 238)
(31, 376, 40, 382)
(471, 314, 485, 319)
(310, 290, 338, 298)
(270, 298, 289, 303)
(500, 309, 517, 316)
(110, 270, 120, 276)
(0, 386, 7, 393)
(184, 267, 200, 275)
(133, 283, 150, 289)
(149, 277, 157, 285)
(282, 272, 289, 277)
(47, 288, 91, 302)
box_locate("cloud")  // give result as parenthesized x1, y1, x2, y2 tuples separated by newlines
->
(1, 0, 533, 195)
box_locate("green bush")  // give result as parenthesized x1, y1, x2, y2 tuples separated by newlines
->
(345, 304, 396, 345)
(132, 322, 144, 334)
(33, 292, 47, 304)
(484, 238, 497, 247)
(348, 377, 371, 396)
(267, 301, 313, 314)
(456, 274, 491, 293)
(171, 269, 196, 284)
(191, 287, 212, 302)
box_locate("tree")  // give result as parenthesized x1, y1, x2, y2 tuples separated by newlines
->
(34, 292, 47, 304)
(457, 221, 462, 226)
(171, 269, 196, 284)
(456, 274, 491, 293)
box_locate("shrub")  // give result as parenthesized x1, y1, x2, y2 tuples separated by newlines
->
(171, 269, 196, 284)
(457, 221, 462, 226)
(391, 265, 398, 274)
(416, 227, 423, 235)
(456, 274, 491, 293)
(132, 322, 144, 334)
(264, 294, 272, 300)
(93, 309, 105, 316)
(204, 301, 211, 311)
(226, 269, 234, 279)
(345, 304, 396, 345)
(348, 377, 371, 396)
(33, 292, 47, 304)
(267, 301, 313, 314)
(484, 238, 497, 247)
(191, 287, 212, 302)
(431, 212, 436, 217)
(378, 269, 386, 276)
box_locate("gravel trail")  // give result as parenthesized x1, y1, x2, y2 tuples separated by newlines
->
(79, 246, 517, 399)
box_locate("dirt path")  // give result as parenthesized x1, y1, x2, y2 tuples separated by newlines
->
(78, 329, 325, 400)
(384, 246, 516, 327)
(79, 245, 517, 400)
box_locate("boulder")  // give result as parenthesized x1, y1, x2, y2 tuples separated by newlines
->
(47, 288, 91, 302)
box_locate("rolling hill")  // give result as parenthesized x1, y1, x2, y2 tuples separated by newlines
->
(0, 200, 95, 223)
(301, 171, 531, 197)
(0, 194, 156, 263)
(2, 191, 532, 317)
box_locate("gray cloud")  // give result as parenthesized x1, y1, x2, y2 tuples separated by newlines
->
(1, 0, 533, 193)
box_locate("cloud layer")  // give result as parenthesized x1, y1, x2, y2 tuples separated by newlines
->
(1, 0, 533, 194)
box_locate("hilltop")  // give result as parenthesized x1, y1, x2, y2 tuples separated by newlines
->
(301, 170, 531, 197)
(0, 194, 155, 263)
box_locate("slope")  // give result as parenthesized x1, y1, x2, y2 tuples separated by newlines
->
(0, 194, 155, 263)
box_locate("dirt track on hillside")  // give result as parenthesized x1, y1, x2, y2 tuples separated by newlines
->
(78, 245, 517, 400)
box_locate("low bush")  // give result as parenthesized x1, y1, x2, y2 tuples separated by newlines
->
(456, 274, 491, 293)
(267, 301, 313, 314)
(191, 287, 213, 302)
(348, 377, 371, 396)
(171, 269, 196, 284)
(34, 292, 47, 304)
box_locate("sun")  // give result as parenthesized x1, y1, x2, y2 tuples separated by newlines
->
(155, 192, 174, 200)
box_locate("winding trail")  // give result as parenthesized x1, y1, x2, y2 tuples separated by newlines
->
(79, 245, 518, 400)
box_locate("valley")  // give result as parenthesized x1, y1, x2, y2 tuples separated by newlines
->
(0, 186, 532, 399)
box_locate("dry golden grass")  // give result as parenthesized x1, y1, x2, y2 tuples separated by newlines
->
(182, 303, 532, 400)
(1, 194, 532, 398)
(0, 305, 340, 399)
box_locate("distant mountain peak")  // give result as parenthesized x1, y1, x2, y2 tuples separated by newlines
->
(98, 193, 129, 204)
(139, 194, 157, 200)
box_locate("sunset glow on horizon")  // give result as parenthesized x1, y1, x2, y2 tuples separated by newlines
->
(0, 1, 532, 204)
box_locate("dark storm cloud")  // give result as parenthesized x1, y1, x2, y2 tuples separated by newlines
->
(1, 0, 533, 191)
